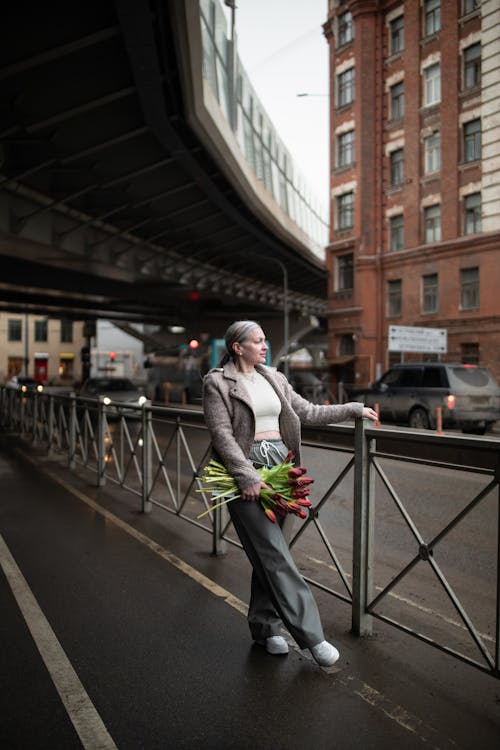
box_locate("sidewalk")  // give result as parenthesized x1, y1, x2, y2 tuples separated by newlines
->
(1, 438, 499, 749)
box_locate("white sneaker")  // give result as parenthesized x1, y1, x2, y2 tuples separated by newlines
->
(310, 640, 340, 667)
(257, 635, 289, 655)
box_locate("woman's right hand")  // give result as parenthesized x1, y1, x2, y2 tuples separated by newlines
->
(241, 481, 269, 501)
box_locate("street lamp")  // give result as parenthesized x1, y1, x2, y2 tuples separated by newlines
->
(265, 257, 289, 380)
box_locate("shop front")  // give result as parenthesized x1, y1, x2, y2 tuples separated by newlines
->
(59, 353, 75, 380)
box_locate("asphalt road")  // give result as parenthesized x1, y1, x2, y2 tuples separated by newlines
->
(1, 424, 500, 749)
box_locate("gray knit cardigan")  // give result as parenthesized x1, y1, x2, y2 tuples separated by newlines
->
(202, 360, 364, 491)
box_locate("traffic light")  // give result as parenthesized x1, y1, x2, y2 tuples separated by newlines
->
(83, 321, 96, 338)
(189, 339, 200, 350)
(109, 351, 116, 361)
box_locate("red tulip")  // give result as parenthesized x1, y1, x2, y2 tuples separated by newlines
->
(291, 488, 310, 498)
(297, 509, 307, 519)
(289, 477, 314, 487)
(296, 499, 312, 507)
(288, 467, 307, 479)
(287, 501, 301, 512)
(284, 450, 295, 463)
(264, 508, 277, 523)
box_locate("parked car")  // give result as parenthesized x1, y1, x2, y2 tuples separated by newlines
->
(79, 378, 147, 416)
(6, 376, 44, 393)
(350, 363, 500, 434)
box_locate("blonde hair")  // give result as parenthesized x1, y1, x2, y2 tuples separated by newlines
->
(219, 320, 260, 366)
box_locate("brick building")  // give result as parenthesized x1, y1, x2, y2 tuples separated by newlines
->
(324, 0, 500, 392)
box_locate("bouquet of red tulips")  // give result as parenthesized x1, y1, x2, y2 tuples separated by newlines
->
(196, 451, 313, 523)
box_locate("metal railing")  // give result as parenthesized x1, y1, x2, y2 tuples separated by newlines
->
(1, 386, 498, 680)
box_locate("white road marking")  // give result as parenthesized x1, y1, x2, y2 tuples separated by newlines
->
(0, 533, 118, 750)
(306, 554, 495, 644)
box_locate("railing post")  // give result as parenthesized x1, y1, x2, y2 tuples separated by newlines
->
(10, 389, 16, 430)
(141, 401, 153, 513)
(46, 396, 54, 455)
(68, 393, 76, 469)
(97, 397, 107, 487)
(6, 388, 10, 426)
(20, 393, 26, 435)
(176, 416, 181, 504)
(212, 504, 228, 557)
(32, 393, 39, 444)
(352, 418, 374, 636)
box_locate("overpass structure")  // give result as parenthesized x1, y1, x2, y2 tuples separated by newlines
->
(0, 0, 328, 348)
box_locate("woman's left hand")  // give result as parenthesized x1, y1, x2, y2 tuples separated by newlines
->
(362, 407, 378, 421)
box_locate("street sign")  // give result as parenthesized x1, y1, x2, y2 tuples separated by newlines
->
(388, 325, 447, 353)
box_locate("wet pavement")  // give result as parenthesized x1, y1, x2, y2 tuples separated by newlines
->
(1, 438, 499, 750)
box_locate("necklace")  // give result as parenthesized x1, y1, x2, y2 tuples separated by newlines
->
(239, 369, 256, 383)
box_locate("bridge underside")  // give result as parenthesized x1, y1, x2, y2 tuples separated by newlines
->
(0, 0, 327, 332)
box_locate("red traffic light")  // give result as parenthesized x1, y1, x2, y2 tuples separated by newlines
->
(189, 339, 200, 350)
(109, 351, 116, 361)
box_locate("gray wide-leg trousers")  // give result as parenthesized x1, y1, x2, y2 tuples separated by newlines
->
(228, 441, 324, 650)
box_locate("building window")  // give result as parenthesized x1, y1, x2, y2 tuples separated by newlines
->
(390, 82, 404, 120)
(422, 273, 438, 313)
(390, 215, 404, 251)
(464, 192, 482, 235)
(424, 0, 440, 36)
(388, 279, 402, 317)
(338, 11, 354, 46)
(390, 148, 404, 187)
(60, 319, 73, 343)
(336, 130, 355, 168)
(336, 253, 354, 291)
(463, 0, 480, 16)
(424, 63, 441, 106)
(464, 43, 481, 89)
(8, 319, 22, 342)
(460, 267, 479, 310)
(463, 119, 481, 162)
(337, 67, 354, 107)
(390, 15, 404, 55)
(34, 319, 48, 342)
(424, 204, 441, 243)
(337, 192, 354, 230)
(461, 342, 479, 364)
(423, 131, 440, 173)
(339, 333, 355, 356)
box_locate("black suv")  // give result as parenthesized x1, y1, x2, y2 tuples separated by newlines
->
(351, 363, 500, 433)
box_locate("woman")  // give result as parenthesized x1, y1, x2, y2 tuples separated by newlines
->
(203, 320, 377, 667)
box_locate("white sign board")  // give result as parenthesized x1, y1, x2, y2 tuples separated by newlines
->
(388, 325, 447, 353)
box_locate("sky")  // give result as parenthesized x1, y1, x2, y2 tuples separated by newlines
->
(221, 0, 330, 212)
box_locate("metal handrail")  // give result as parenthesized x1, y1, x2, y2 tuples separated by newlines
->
(0, 386, 498, 679)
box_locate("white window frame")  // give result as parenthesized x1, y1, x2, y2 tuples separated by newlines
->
(424, 131, 441, 174)
(424, 204, 441, 243)
(424, 63, 441, 106)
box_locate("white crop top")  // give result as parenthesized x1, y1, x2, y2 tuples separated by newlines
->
(239, 371, 281, 434)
